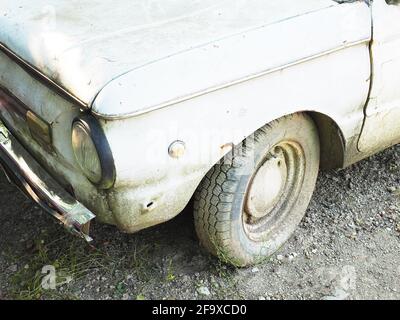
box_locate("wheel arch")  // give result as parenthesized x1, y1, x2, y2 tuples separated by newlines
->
(306, 111, 346, 170)
(242, 110, 347, 170)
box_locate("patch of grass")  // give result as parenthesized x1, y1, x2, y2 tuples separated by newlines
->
(165, 258, 176, 282)
(8, 234, 113, 300)
(136, 293, 146, 300)
(124, 241, 154, 282)
(113, 281, 127, 298)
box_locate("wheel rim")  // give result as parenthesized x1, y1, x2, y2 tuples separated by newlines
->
(243, 141, 306, 242)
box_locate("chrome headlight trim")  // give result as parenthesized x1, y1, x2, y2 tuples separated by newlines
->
(72, 115, 115, 189)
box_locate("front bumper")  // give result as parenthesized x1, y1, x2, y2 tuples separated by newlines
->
(0, 119, 95, 241)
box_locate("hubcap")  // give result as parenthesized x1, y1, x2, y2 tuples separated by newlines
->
(245, 151, 287, 218)
(243, 141, 305, 242)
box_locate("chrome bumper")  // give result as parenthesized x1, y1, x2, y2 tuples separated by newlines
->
(0, 119, 95, 241)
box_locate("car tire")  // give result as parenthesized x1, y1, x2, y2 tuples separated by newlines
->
(193, 113, 320, 266)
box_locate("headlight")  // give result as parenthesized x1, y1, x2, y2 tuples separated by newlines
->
(71, 115, 115, 189)
(72, 122, 101, 183)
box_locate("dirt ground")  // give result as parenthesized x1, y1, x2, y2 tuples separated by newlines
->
(1, 144, 400, 300)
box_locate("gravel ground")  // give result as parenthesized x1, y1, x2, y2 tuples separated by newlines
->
(1, 145, 400, 300)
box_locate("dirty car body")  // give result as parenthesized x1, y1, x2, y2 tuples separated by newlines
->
(1, 0, 400, 265)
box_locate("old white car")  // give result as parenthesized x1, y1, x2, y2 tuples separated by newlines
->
(0, 0, 399, 266)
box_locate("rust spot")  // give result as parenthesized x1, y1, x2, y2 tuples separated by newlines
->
(220, 142, 234, 152)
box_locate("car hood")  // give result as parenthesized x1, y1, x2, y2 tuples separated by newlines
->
(1, 0, 335, 113)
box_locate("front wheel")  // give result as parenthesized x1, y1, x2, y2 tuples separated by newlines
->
(193, 113, 320, 266)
